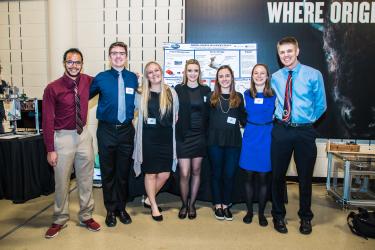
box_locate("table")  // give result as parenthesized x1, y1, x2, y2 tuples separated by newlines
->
(128, 157, 284, 204)
(0, 134, 54, 203)
(326, 151, 375, 208)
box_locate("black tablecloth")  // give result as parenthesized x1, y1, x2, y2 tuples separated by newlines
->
(0, 134, 54, 203)
(128, 157, 286, 204)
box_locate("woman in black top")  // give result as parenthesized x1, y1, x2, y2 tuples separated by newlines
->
(133, 61, 179, 222)
(175, 59, 211, 219)
(208, 65, 246, 221)
(0, 64, 8, 133)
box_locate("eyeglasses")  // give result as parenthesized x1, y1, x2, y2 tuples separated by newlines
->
(65, 60, 82, 66)
(110, 51, 127, 56)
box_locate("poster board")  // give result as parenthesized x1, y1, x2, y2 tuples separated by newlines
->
(163, 43, 257, 94)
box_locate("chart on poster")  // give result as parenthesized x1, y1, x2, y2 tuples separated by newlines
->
(163, 43, 257, 94)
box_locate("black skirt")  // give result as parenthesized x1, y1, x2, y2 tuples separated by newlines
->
(142, 126, 173, 174)
(177, 128, 206, 158)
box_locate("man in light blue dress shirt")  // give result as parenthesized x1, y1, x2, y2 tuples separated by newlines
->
(270, 37, 326, 235)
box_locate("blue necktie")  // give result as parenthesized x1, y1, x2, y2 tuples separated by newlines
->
(117, 71, 126, 123)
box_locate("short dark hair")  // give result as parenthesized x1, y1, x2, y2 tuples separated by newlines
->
(63, 48, 83, 62)
(277, 36, 299, 49)
(109, 41, 128, 55)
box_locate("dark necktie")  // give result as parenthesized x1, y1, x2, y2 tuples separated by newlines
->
(74, 81, 83, 134)
(282, 71, 293, 123)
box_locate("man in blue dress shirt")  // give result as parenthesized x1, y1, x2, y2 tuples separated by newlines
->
(90, 42, 138, 227)
(271, 37, 326, 235)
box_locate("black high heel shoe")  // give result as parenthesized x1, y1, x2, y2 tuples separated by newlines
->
(178, 206, 188, 219)
(188, 205, 197, 220)
(143, 201, 162, 212)
(151, 210, 163, 222)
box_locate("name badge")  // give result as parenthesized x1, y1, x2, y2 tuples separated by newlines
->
(125, 87, 134, 95)
(254, 98, 263, 104)
(227, 116, 236, 124)
(147, 118, 156, 125)
(203, 96, 207, 103)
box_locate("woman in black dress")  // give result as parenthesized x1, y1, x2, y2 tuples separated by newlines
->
(175, 59, 211, 219)
(208, 65, 246, 221)
(133, 61, 179, 221)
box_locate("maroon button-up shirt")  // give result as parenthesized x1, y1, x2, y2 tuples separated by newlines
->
(42, 73, 93, 152)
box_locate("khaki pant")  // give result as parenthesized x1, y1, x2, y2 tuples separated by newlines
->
(53, 127, 95, 225)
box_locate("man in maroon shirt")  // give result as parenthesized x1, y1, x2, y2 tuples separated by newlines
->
(42, 48, 101, 238)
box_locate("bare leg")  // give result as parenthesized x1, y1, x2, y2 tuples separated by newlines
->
(144, 171, 171, 206)
(144, 174, 160, 217)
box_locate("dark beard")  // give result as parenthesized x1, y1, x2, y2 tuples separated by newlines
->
(64, 65, 81, 78)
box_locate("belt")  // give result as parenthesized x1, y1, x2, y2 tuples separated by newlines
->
(247, 121, 273, 126)
(275, 119, 313, 128)
(99, 120, 131, 128)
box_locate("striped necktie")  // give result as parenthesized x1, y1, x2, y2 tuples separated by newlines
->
(282, 70, 293, 123)
(117, 71, 126, 123)
(74, 80, 83, 134)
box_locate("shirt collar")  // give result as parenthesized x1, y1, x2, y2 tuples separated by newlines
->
(62, 73, 81, 88)
(283, 62, 301, 75)
(110, 67, 126, 76)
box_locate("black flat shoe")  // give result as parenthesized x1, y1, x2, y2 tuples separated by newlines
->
(178, 206, 188, 219)
(214, 208, 225, 220)
(116, 210, 132, 224)
(152, 214, 163, 222)
(273, 218, 288, 234)
(258, 214, 268, 227)
(105, 211, 117, 227)
(299, 219, 312, 235)
(188, 206, 197, 220)
(243, 212, 253, 224)
(143, 202, 162, 212)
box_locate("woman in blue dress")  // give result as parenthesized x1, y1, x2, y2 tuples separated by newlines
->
(239, 63, 275, 226)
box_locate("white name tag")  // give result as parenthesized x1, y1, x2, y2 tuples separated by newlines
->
(254, 98, 263, 104)
(147, 118, 156, 125)
(227, 116, 236, 124)
(125, 87, 134, 94)
(203, 96, 207, 103)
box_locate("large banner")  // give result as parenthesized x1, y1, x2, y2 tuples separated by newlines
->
(186, 0, 375, 139)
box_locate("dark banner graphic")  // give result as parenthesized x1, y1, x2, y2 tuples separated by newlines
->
(186, 0, 375, 139)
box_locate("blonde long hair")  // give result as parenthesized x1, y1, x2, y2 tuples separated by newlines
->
(182, 59, 203, 85)
(140, 61, 172, 121)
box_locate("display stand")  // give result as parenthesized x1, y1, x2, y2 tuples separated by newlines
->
(326, 141, 375, 208)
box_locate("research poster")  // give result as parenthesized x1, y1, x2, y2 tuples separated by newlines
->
(163, 43, 257, 93)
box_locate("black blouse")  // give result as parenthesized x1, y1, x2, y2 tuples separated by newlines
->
(207, 92, 247, 147)
(143, 91, 173, 128)
(175, 83, 211, 141)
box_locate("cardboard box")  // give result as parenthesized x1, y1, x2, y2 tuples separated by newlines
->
(327, 143, 360, 152)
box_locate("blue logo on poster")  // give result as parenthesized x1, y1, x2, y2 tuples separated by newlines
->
(171, 43, 180, 49)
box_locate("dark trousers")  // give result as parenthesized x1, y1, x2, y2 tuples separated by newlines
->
(208, 145, 241, 206)
(97, 121, 134, 212)
(271, 123, 317, 221)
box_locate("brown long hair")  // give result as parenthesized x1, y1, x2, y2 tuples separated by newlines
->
(210, 65, 241, 108)
(182, 59, 203, 85)
(249, 63, 274, 98)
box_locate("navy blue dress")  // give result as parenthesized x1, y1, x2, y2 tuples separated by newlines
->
(239, 90, 275, 172)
